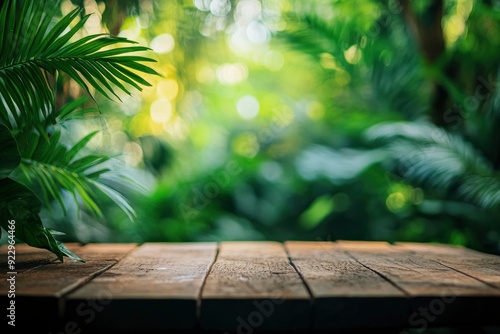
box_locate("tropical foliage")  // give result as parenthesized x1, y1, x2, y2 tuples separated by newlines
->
(1, 0, 499, 257)
(0, 0, 158, 261)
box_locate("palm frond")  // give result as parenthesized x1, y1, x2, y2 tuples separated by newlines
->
(279, 1, 428, 119)
(277, 11, 350, 70)
(366, 121, 491, 173)
(0, 123, 20, 178)
(0, 177, 83, 262)
(278, 0, 382, 65)
(458, 175, 500, 210)
(365, 121, 500, 210)
(12, 126, 136, 221)
(54, 96, 95, 121)
(0, 0, 160, 130)
(0, 123, 82, 261)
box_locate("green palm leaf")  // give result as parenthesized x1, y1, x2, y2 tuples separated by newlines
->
(13, 126, 136, 221)
(366, 121, 500, 210)
(0, 0, 160, 130)
(0, 0, 158, 260)
(458, 175, 500, 210)
(0, 178, 83, 262)
(0, 123, 82, 261)
(0, 123, 20, 178)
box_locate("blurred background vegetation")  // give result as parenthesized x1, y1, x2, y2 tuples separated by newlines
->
(7, 0, 500, 254)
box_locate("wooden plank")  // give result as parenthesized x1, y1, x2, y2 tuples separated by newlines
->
(337, 240, 500, 327)
(0, 243, 136, 331)
(337, 240, 500, 295)
(200, 241, 311, 331)
(285, 241, 410, 330)
(3, 241, 500, 332)
(396, 242, 500, 289)
(0, 243, 82, 273)
(64, 242, 217, 332)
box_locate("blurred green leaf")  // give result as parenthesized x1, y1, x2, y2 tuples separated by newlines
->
(298, 195, 334, 230)
(0, 123, 20, 178)
(0, 177, 83, 262)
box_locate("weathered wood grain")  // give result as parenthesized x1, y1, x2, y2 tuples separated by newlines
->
(2, 240, 500, 332)
(337, 240, 500, 327)
(0, 242, 82, 273)
(0, 243, 136, 330)
(337, 240, 500, 296)
(285, 241, 410, 330)
(397, 242, 500, 289)
(64, 242, 217, 332)
(200, 241, 312, 331)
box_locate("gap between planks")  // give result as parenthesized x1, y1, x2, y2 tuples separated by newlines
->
(396, 242, 500, 290)
(65, 242, 218, 332)
(284, 241, 410, 330)
(337, 240, 500, 327)
(196, 241, 221, 327)
(200, 241, 312, 331)
(2, 240, 500, 331)
(0, 243, 138, 331)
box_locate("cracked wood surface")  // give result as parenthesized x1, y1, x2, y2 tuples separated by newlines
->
(1, 240, 499, 332)
(285, 241, 409, 329)
(336, 240, 500, 327)
(396, 242, 500, 289)
(200, 241, 311, 330)
(0, 243, 136, 328)
(65, 242, 217, 331)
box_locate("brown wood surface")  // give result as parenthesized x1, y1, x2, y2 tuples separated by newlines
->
(397, 242, 500, 289)
(200, 241, 311, 331)
(0, 243, 136, 330)
(285, 241, 410, 329)
(337, 240, 500, 327)
(1, 240, 499, 332)
(336, 240, 499, 295)
(65, 242, 217, 331)
(0, 242, 82, 273)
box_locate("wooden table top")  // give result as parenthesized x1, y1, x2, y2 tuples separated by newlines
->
(1, 241, 500, 333)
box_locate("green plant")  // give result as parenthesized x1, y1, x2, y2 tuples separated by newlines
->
(265, 0, 500, 252)
(0, 0, 159, 261)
